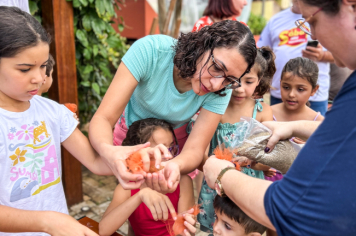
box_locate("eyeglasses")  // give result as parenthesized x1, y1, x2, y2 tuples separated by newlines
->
(295, 8, 322, 36)
(168, 144, 179, 157)
(208, 53, 247, 89)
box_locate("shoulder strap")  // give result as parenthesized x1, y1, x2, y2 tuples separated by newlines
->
(313, 112, 321, 121)
(253, 99, 264, 119)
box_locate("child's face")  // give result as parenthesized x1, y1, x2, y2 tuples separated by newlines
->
(0, 42, 49, 104)
(213, 211, 251, 236)
(38, 69, 53, 95)
(231, 67, 259, 105)
(280, 72, 319, 111)
(148, 128, 175, 157)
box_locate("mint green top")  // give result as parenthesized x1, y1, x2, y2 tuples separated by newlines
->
(122, 35, 232, 128)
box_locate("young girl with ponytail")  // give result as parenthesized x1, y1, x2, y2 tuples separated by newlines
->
(197, 47, 277, 234)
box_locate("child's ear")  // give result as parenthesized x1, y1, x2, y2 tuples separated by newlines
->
(310, 85, 319, 97)
(247, 232, 262, 236)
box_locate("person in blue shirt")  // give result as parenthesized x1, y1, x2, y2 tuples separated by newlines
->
(203, 0, 356, 235)
(89, 20, 258, 191)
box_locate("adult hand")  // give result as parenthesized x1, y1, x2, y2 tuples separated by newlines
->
(139, 188, 177, 221)
(203, 156, 234, 189)
(103, 143, 172, 190)
(45, 212, 98, 236)
(262, 121, 294, 152)
(302, 44, 325, 62)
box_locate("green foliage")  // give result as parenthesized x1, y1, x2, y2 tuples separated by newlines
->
(29, 0, 129, 125)
(69, 0, 129, 124)
(247, 13, 267, 35)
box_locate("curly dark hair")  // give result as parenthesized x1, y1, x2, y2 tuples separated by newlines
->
(253, 46, 276, 97)
(122, 118, 178, 155)
(173, 20, 257, 96)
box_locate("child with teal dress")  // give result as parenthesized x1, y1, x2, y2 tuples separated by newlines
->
(197, 47, 278, 234)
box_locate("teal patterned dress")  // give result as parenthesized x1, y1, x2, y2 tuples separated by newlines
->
(197, 99, 265, 234)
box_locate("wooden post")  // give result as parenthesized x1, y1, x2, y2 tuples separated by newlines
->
(41, 0, 83, 206)
(158, 0, 166, 34)
(171, 0, 182, 38)
(149, 17, 159, 35)
(163, 0, 177, 35)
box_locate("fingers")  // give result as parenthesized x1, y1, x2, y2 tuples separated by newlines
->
(165, 167, 180, 190)
(265, 133, 281, 152)
(150, 147, 162, 170)
(152, 173, 162, 192)
(154, 144, 172, 161)
(183, 214, 196, 234)
(164, 196, 177, 220)
(126, 142, 151, 155)
(139, 148, 151, 172)
(146, 173, 154, 189)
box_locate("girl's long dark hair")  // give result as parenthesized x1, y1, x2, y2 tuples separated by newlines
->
(0, 6, 51, 59)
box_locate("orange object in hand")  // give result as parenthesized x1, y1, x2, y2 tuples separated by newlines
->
(64, 103, 77, 113)
(126, 151, 164, 174)
(164, 204, 200, 236)
(214, 147, 241, 171)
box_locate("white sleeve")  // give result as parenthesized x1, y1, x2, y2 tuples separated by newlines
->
(257, 22, 272, 48)
(59, 105, 79, 142)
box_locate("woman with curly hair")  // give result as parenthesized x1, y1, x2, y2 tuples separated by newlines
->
(192, 0, 248, 32)
(89, 20, 257, 192)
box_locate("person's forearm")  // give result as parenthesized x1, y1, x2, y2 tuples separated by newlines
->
(0, 206, 50, 233)
(221, 170, 275, 230)
(173, 148, 205, 175)
(291, 121, 321, 140)
(99, 194, 142, 236)
(89, 115, 116, 157)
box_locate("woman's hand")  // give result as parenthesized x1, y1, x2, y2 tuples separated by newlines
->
(103, 143, 172, 190)
(203, 156, 234, 189)
(262, 121, 294, 152)
(138, 188, 177, 221)
(45, 212, 98, 236)
(181, 209, 197, 236)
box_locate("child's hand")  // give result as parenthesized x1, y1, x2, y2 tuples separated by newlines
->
(73, 113, 80, 123)
(45, 212, 98, 236)
(292, 137, 306, 144)
(139, 188, 177, 221)
(263, 168, 277, 177)
(182, 210, 197, 236)
(234, 156, 251, 167)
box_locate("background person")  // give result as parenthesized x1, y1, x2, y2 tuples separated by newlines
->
(257, 0, 334, 115)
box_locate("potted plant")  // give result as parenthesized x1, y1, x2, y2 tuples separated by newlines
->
(247, 13, 267, 43)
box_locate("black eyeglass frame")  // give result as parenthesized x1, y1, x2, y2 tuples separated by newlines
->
(207, 52, 250, 89)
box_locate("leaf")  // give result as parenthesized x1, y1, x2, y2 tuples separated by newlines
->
(23, 161, 34, 167)
(95, 0, 106, 16)
(82, 15, 92, 31)
(76, 30, 89, 47)
(103, 0, 115, 16)
(29, 1, 39, 15)
(34, 153, 44, 157)
(93, 45, 99, 56)
(73, 0, 81, 8)
(91, 82, 100, 95)
(107, 36, 120, 48)
(92, 18, 105, 36)
(83, 48, 91, 60)
(118, 24, 124, 32)
(88, 0, 94, 3)
(25, 153, 35, 159)
(81, 81, 91, 87)
(79, 0, 88, 7)
(35, 159, 43, 165)
(83, 65, 94, 74)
